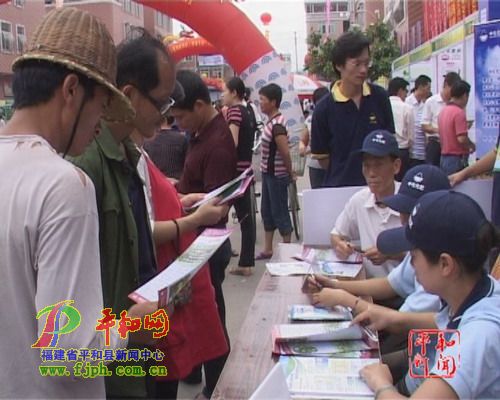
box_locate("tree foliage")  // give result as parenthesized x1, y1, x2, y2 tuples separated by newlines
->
(365, 20, 401, 81)
(304, 20, 400, 82)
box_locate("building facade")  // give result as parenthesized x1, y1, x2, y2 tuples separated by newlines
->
(0, 0, 173, 103)
(305, 0, 351, 40)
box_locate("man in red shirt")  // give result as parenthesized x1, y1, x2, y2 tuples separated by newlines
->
(171, 70, 237, 399)
(438, 80, 475, 175)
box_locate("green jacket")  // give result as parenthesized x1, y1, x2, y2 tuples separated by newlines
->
(70, 123, 147, 398)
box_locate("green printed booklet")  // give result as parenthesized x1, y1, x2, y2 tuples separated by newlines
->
(184, 167, 253, 211)
(288, 305, 352, 322)
(279, 356, 378, 398)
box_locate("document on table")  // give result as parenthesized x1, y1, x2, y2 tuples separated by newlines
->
(317, 261, 363, 278)
(288, 305, 352, 321)
(273, 339, 376, 357)
(272, 322, 364, 342)
(296, 246, 363, 264)
(279, 356, 378, 398)
(266, 262, 310, 276)
(184, 167, 253, 210)
(129, 228, 232, 306)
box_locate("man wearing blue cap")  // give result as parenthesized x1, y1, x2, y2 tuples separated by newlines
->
(329, 130, 403, 279)
(311, 164, 449, 315)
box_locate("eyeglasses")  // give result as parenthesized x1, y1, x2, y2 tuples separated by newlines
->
(347, 59, 373, 69)
(137, 87, 175, 117)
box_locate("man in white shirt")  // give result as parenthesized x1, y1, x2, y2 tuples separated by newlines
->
(421, 71, 461, 166)
(330, 130, 404, 278)
(388, 77, 415, 181)
(406, 75, 432, 167)
(0, 8, 155, 399)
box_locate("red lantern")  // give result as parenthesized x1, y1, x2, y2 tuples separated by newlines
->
(260, 12, 272, 26)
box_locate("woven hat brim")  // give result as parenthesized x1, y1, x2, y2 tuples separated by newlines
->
(13, 53, 135, 123)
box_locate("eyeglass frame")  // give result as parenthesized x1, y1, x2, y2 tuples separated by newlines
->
(134, 85, 175, 117)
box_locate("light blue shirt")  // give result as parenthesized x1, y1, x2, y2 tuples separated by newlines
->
(387, 253, 441, 313)
(405, 276, 500, 399)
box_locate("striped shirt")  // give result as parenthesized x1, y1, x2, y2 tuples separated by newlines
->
(225, 105, 253, 172)
(406, 93, 426, 161)
(260, 113, 289, 177)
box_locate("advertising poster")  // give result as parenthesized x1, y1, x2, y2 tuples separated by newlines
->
(436, 44, 464, 91)
(474, 21, 500, 157)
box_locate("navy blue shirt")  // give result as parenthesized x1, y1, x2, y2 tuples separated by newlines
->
(127, 162, 157, 285)
(311, 82, 395, 187)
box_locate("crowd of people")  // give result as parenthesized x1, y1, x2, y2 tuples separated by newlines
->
(0, 7, 499, 400)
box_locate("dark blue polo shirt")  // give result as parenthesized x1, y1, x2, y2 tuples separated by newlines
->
(311, 82, 395, 187)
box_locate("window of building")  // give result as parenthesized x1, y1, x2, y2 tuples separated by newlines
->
(337, 2, 348, 12)
(123, 0, 131, 13)
(16, 25, 25, 54)
(1, 21, 14, 53)
(14, 0, 25, 8)
(185, 55, 194, 62)
(124, 22, 132, 39)
(306, 3, 326, 14)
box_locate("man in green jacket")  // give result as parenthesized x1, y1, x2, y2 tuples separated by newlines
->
(71, 29, 177, 398)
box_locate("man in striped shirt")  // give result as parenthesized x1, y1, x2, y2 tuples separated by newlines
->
(406, 75, 431, 167)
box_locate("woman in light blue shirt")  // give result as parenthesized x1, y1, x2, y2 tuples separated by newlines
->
(356, 190, 500, 399)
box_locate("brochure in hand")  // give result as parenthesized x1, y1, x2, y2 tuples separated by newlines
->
(184, 167, 253, 211)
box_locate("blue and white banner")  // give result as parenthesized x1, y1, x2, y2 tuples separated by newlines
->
(474, 21, 500, 157)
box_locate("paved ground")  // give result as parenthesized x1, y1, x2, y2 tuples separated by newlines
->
(177, 171, 310, 399)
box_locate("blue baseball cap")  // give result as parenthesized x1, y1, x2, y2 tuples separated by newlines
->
(377, 191, 488, 256)
(382, 165, 451, 214)
(357, 130, 399, 158)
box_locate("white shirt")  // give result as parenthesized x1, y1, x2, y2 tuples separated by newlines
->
(331, 184, 402, 278)
(421, 93, 446, 139)
(389, 96, 415, 150)
(0, 135, 126, 399)
(406, 94, 427, 160)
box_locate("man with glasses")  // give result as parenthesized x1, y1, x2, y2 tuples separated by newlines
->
(311, 31, 395, 187)
(70, 29, 177, 399)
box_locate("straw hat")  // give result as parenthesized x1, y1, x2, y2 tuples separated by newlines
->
(12, 7, 135, 122)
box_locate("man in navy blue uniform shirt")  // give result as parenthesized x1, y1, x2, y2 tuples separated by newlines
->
(311, 31, 395, 187)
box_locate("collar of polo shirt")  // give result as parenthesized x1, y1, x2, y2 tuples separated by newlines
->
(331, 81, 371, 102)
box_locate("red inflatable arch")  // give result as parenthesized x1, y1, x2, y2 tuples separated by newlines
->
(138, 0, 273, 74)
(168, 37, 219, 63)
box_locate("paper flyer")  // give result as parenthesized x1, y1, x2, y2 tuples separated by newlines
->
(296, 246, 363, 265)
(279, 356, 377, 398)
(317, 261, 363, 278)
(129, 228, 232, 305)
(288, 305, 352, 322)
(185, 167, 253, 210)
(273, 339, 375, 357)
(272, 322, 364, 343)
(266, 262, 311, 276)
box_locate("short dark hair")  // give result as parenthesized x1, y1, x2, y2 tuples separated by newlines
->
(443, 71, 461, 88)
(388, 77, 409, 96)
(12, 59, 97, 109)
(422, 222, 500, 275)
(414, 74, 431, 89)
(331, 31, 371, 74)
(451, 80, 471, 98)
(312, 87, 330, 105)
(244, 87, 252, 101)
(173, 70, 211, 110)
(226, 77, 245, 99)
(259, 83, 282, 108)
(116, 28, 173, 94)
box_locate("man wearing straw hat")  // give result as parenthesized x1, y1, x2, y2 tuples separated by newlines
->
(0, 8, 158, 399)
